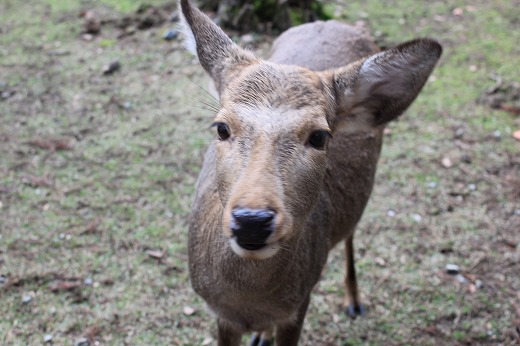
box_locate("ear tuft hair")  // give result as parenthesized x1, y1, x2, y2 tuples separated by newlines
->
(177, 0, 197, 58)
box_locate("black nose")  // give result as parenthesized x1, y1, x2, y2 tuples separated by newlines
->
(231, 208, 275, 251)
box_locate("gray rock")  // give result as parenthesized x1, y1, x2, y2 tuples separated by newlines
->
(445, 263, 460, 275)
(162, 28, 179, 41)
(75, 337, 90, 346)
(44, 334, 53, 343)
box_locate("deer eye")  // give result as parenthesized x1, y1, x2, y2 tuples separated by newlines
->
(212, 122, 231, 140)
(308, 130, 331, 150)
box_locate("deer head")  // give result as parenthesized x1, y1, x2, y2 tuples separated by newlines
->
(180, 0, 441, 260)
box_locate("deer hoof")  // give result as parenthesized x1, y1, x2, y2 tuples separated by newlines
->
(345, 303, 366, 319)
(249, 334, 272, 346)
(249, 334, 260, 346)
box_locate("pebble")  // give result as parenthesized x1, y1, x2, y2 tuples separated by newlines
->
(84, 277, 93, 286)
(103, 61, 121, 75)
(22, 294, 33, 304)
(0, 275, 6, 284)
(475, 279, 484, 288)
(427, 181, 438, 188)
(44, 334, 53, 343)
(445, 263, 460, 275)
(162, 28, 179, 41)
(387, 209, 396, 217)
(455, 274, 467, 283)
(75, 337, 90, 346)
(412, 214, 422, 222)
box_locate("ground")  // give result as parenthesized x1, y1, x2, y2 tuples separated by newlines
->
(0, 0, 519, 345)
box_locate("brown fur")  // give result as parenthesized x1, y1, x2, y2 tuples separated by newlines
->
(180, 0, 442, 344)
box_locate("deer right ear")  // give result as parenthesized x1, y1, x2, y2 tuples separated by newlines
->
(179, 0, 257, 94)
(332, 39, 442, 131)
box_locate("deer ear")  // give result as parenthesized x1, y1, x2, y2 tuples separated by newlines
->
(179, 0, 257, 94)
(333, 39, 442, 130)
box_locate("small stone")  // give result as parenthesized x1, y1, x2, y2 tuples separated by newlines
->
(445, 263, 460, 275)
(513, 130, 520, 141)
(240, 34, 254, 45)
(44, 334, 53, 343)
(374, 257, 386, 266)
(387, 209, 396, 217)
(82, 34, 94, 41)
(103, 61, 121, 75)
(475, 279, 483, 288)
(183, 306, 195, 316)
(454, 128, 465, 138)
(170, 11, 180, 22)
(162, 28, 179, 41)
(456, 274, 467, 283)
(22, 294, 33, 304)
(84, 277, 93, 286)
(75, 337, 90, 346)
(412, 214, 422, 222)
(493, 130, 501, 139)
(0, 275, 6, 284)
(441, 157, 452, 168)
(452, 8, 463, 16)
(461, 154, 472, 164)
(202, 337, 213, 346)
(469, 65, 478, 72)
(467, 183, 476, 191)
(427, 181, 438, 188)
(514, 209, 520, 216)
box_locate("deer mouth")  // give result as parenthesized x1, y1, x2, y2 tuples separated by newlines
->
(229, 238, 281, 260)
(236, 241, 267, 251)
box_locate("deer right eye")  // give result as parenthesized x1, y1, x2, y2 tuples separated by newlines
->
(213, 122, 231, 140)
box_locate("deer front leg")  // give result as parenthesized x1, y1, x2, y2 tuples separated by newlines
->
(343, 234, 366, 318)
(249, 328, 274, 346)
(275, 295, 310, 346)
(217, 319, 242, 346)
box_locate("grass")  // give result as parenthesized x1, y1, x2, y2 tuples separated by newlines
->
(1, 0, 519, 345)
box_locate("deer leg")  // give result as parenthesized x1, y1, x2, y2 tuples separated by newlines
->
(343, 234, 366, 318)
(217, 319, 242, 346)
(250, 328, 273, 346)
(275, 295, 310, 346)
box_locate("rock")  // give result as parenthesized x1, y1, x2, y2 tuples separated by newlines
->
(387, 209, 396, 217)
(44, 334, 53, 343)
(441, 157, 452, 168)
(103, 61, 121, 75)
(183, 306, 195, 316)
(84, 277, 93, 286)
(475, 279, 484, 288)
(456, 274, 467, 283)
(22, 294, 33, 304)
(162, 28, 179, 41)
(0, 275, 6, 284)
(445, 263, 460, 275)
(75, 337, 90, 346)
(170, 11, 180, 22)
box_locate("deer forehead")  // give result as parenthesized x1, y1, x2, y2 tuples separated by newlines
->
(218, 63, 332, 134)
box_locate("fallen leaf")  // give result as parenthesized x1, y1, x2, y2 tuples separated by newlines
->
(83, 219, 101, 234)
(49, 281, 82, 292)
(27, 137, 74, 151)
(146, 250, 165, 259)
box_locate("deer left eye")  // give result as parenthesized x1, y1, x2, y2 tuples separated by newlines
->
(212, 122, 231, 140)
(308, 130, 330, 150)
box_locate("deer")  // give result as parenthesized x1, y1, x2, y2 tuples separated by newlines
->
(179, 0, 441, 345)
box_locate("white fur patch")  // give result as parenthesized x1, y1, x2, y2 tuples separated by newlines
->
(177, 3, 198, 58)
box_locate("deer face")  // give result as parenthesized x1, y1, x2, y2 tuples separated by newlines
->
(213, 63, 335, 259)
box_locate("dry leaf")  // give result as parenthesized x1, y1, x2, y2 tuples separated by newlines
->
(146, 250, 164, 259)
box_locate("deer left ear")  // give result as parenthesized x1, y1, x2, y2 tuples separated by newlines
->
(179, 0, 257, 94)
(333, 38, 442, 130)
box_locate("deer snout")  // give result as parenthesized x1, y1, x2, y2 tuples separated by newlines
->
(231, 208, 275, 251)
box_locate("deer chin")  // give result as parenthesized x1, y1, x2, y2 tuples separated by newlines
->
(229, 238, 281, 260)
